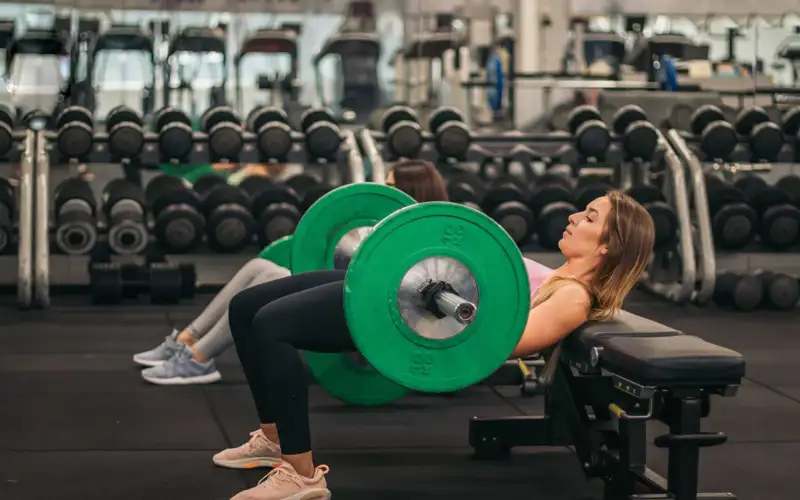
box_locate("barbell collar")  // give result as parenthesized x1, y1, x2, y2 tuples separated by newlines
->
(434, 289, 477, 325)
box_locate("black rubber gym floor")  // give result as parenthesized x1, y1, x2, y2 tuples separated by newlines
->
(0, 292, 798, 500)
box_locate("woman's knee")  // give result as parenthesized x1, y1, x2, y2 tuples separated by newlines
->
(228, 286, 263, 337)
(251, 302, 296, 345)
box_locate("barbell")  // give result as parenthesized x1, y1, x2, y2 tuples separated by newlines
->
(260, 183, 531, 405)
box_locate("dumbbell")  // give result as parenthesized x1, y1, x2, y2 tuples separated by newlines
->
(145, 175, 205, 253)
(240, 176, 302, 245)
(193, 175, 255, 253)
(23, 109, 50, 131)
(776, 174, 800, 207)
(102, 179, 149, 255)
(153, 107, 193, 161)
(755, 270, 799, 310)
(564, 105, 611, 159)
(0, 105, 14, 157)
(573, 176, 612, 210)
(105, 105, 144, 159)
(0, 178, 14, 253)
(480, 176, 536, 245)
(284, 173, 333, 212)
(626, 185, 679, 250)
(300, 183, 334, 213)
(200, 106, 244, 160)
(53, 177, 98, 255)
(782, 106, 800, 142)
(713, 271, 763, 311)
(527, 173, 576, 250)
(734, 106, 783, 162)
(381, 105, 423, 158)
(300, 107, 342, 159)
(428, 107, 471, 160)
(247, 106, 293, 160)
(446, 172, 486, 212)
(689, 105, 737, 160)
(705, 176, 758, 250)
(56, 106, 94, 160)
(611, 105, 659, 160)
(733, 176, 800, 250)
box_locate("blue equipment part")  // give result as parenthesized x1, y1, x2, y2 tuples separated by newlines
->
(659, 56, 679, 91)
(485, 51, 504, 111)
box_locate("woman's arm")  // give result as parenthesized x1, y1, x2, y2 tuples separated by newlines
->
(510, 283, 591, 358)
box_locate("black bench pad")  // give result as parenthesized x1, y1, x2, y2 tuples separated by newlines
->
(565, 310, 680, 355)
(599, 335, 746, 386)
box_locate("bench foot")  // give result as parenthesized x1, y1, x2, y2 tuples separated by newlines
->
(469, 415, 571, 460)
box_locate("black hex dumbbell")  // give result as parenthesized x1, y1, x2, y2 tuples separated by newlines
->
(0, 105, 15, 158)
(734, 106, 783, 162)
(106, 105, 144, 160)
(446, 172, 486, 212)
(755, 270, 799, 310)
(154, 106, 194, 162)
(0, 177, 14, 254)
(428, 107, 471, 160)
(705, 176, 758, 250)
(689, 105, 737, 160)
(102, 179, 149, 255)
(240, 176, 302, 245)
(56, 106, 94, 160)
(776, 174, 800, 208)
(626, 185, 679, 250)
(565, 105, 611, 159)
(247, 106, 293, 161)
(145, 175, 205, 253)
(611, 105, 659, 160)
(713, 271, 763, 311)
(481, 176, 536, 246)
(381, 105, 423, 158)
(193, 175, 255, 253)
(300, 108, 342, 159)
(573, 176, 612, 210)
(734, 175, 800, 250)
(53, 177, 98, 255)
(783, 106, 800, 143)
(284, 173, 333, 213)
(527, 173, 577, 250)
(200, 106, 244, 160)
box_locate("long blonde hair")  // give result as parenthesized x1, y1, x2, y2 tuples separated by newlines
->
(532, 190, 654, 321)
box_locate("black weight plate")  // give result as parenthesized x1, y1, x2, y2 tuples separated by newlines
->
(108, 122, 144, 159)
(150, 264, 183, 304)
(0, 104, 13, 128)
(690, 104, 725, 136)
(257, 121, 293, 159)
(482, 184, 526, 214)
(57, 122, 94, 159)
(700, 121, 736, 160)
(103, 178, 145, 211)
(627, 185, 664, 204)
(153, 207, 205, 253)
(305, 121, 342, 158)
(760, 204, 800, 249)
(0, 121, 12, 157)
(783, 106, 800, 137)
(776, 175, 800, 206)
(193, 174, 227, 196)
(446, 173, 487, 204)
(529, 184, 573, 215)
(566, 105, 602, 135)
(300, 107, 336, 134)
(537, 201, 576, 249)
(56, 106, 93, 130)
(574, 181, 611, 209)
(300, 184, 333, 213)
(248, 106, 289, 133)
(646, 200, 678, 249)
(381, 105, 418, 133)
(574, 120, 611, 158)
(750, 121, 784, 161)
(712, 203, 757, 250)
(239, 175, 276, 197)
(730, 274, 763, 311)
(387, 120, 423, 158)
(490, 200, 535, 245)
(106, 105, 142, 132)
(208, 122, 244, 159)
(206, 205, 255, 253)
(54, 177, 96, 214)
(668, 103, 694, 131)
(284, 173, 321, 199)
(427, 106, 465, 134)
(158, 122, 194, 160)
(762, 272, 800, 310)
(202, 183, 251, 215)
(258, 203, 302, 245)
(251, 185, 301, 218)
(735, 106, 770, 136)
(434, 121, 471, 159)
(612, 104, 647, 135)
(146, 175, 191, 207)
(149, 184, 202, 219)
(200, 106, 239, 133)
(706, 183, 744, 214)
(623, 121, 658, 160)
(155, 107, 191, 132)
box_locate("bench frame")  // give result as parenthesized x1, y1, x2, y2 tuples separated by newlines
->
(470, 352, 739, 500)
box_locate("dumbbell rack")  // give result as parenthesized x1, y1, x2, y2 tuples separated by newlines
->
(3, 131, 36, 308)
(26, 107, 366, 309)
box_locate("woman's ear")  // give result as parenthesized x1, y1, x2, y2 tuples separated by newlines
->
(596, 243, 609, 256)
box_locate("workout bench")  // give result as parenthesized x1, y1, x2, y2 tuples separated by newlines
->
(471, 310, 745, 500)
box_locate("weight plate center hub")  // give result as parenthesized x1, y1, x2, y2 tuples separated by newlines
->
(333, 226, 372, 270)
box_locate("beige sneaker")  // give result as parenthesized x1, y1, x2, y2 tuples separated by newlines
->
(213, 430, 284, 469)
(231, 463, 331, 500)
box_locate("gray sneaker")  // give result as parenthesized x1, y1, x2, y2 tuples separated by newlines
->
(141, 345, 222, 385)
(133, 329, 182, 367)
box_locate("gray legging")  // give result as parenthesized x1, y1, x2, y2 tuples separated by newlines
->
(187, 259, 291, 358)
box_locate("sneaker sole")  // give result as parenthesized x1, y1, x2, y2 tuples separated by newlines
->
(133, 355, 167, 368)
(142, 371, 222, 385)
(212, 456, 285, 469)
(285, 489, 331, 500)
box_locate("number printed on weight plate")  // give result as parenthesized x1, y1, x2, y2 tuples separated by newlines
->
(410, 351, 434, 376)
(442, 224, 465, 247)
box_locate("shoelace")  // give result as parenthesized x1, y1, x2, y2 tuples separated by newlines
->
(256, 465, 329, 489)
(245, 430, 267, 450)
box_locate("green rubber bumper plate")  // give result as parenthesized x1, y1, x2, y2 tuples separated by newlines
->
(305, 351, 409, 406)
(291, 183, 416, 274)
(344, 202, 530, 393)
(258, 235, 294, 269)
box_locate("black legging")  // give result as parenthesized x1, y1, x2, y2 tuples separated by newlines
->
(227, 270, 354, 455)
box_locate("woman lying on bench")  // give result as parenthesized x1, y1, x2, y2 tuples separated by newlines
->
(218, 179, 656, 500)
(131, 160, 450, 385)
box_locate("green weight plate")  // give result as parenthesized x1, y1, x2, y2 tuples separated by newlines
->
(291, 183, 416, 273)
(258, 235, 293, 269)
(344, 202, 530, 393)
(305, 351, 408, 406)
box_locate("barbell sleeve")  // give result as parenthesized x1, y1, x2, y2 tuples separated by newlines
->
(434, 289, 477, 324)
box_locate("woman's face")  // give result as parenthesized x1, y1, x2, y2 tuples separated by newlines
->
(558, 196, 611, 259)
